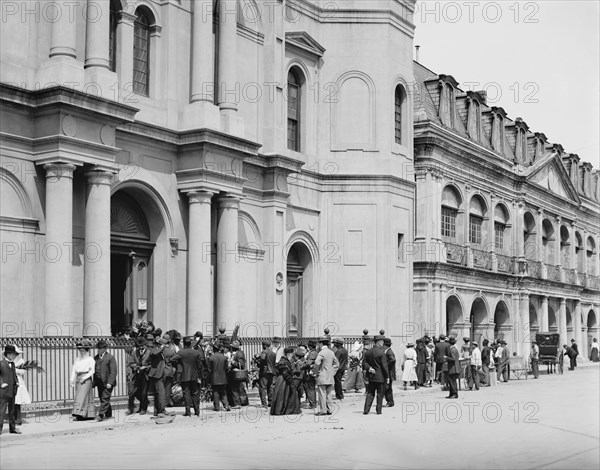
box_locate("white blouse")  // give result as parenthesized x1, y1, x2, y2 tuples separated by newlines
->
(71, 356, 95, 383)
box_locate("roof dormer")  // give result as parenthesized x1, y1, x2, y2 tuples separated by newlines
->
(533, 132, 548, 163)
(466, 91, 485, 142)
(490, 106, 507, 155)
(511, 117, 529, 164)
(437, 75, 459, 129)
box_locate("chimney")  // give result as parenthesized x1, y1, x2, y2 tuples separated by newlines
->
(415, 45, 420, 62)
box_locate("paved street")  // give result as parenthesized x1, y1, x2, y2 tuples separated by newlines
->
(1, 366, 598, 470)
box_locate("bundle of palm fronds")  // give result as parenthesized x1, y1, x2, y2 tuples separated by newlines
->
(17, 360, 45, 373)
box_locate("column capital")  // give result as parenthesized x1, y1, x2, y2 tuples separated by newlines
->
(85, 166, 116, 186)
(537, 208, 544, 216)
(118, 11, 137, 26)
(560, 298, 567, 305)
(43, 162, 77, 180)
(188, 191, 214, 205)
(541, 295, 549, 303)
(217, 195, 241, 210)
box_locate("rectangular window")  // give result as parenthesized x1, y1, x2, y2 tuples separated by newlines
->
(441, 207, 457, 239)
(397, 233, 404, 264)
(394, 91, 403, 144)
(287, 82, 299, 151)
(133, 20, 150, 96)
(495, 222, 505, 250)
(469, 215, 482, 245)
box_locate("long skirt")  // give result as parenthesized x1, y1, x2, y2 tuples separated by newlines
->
(344, 368, 365, 391)
(270, 376, 301, 416)
(401, 359, 418, 382)
(15, 376, 31, 405)
(591, 347, 599, 362)
(72, 376, 95, 419)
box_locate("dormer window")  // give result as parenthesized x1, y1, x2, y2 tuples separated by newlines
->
(468, 99, 481, 141)
(440, 83, 455, 128)
(491, 107, 506, 155)
(514, 118, 529, 164)
(534, 133, 546, 162)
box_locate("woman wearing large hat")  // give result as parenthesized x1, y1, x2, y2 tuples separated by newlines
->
(401, 343, 419, 390)
(13, 346, 32, 425)
(70, 339, 95, 420)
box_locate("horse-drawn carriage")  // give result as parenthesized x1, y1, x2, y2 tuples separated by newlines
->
(536, 332, 562, 374)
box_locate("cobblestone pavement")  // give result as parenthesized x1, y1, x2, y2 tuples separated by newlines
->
(1, 365, 598, 470)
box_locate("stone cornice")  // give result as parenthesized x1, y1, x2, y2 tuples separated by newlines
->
(0, 84, 138, 125)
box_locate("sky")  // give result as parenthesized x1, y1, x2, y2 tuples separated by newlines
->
(413, 0, 600, 169)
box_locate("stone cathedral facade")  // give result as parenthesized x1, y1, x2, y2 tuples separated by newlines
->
(0, 0, 416, 342)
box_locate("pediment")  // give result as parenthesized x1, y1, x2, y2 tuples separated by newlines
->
(526, 154, 581, 204)
(285, 31, 326, 58)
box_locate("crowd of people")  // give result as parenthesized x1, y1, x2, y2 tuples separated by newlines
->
(1, 329, 599, 434)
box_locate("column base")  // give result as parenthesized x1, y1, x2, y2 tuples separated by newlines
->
(220, 109, 245, 138)
(37, 57, 85, 90)
(180, 101, 221, 131)
(84, 67, 118, 100)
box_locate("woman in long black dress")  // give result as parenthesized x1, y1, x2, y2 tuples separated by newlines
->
(270, 347, 301, 415)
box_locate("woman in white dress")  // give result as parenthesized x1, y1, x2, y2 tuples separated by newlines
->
(71, 339, 96, 420)
(402, 343, 418, 390)
(14, 346, 32, 425)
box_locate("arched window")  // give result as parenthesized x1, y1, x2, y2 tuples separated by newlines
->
(133, 8, 151, 96)
(469, 99, 481, 141)
(523, 211, 536, 259)
(587, 236, 596, 275)
(287, 69, 301, 151)
(108, 0, 120, 72)
(575, 232, 584, 272)
(542, 219, 555, 265)
(441, 186, 461, 240)
(494, 204, 509, 251)
(394, 85, 406, 144)
(469, 195, 487, 246)
(441, 84, 454, 128)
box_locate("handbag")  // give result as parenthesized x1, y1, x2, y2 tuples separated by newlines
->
(231, 369, 249, 382)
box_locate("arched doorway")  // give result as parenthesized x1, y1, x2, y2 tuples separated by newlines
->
(529, 300, 539, 339)
(587, 310, 598, 358)
(470, 297, 488, 342)
(110, 189, 162, 336)
(548, 305, 558, 332)
(286, 242, 313, 337)
(494, 301, 510, 339)
(566, 307, 573, 335)
(446, 295, 463, 337)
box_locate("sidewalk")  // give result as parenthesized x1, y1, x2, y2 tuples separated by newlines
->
(2, 362, 597, 442)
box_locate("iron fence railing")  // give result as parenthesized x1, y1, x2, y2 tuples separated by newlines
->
(0, 336, 365, 406)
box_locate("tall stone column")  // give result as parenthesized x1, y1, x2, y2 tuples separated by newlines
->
(84, 0, 114, 98)
(574, 301, 582, 350)
(43, 163, 76, 335)
(84, 0, 109, 69)
(558, 298, 567, 348)
(540, 296, 549, 331)
(518, 293, 530, 356)
(216, 196, 240, 332)
(218, 0, 238, 114)
(116, 12, 137, 99)
(49, 1, 77, 59)
(187, 191, 213, 334)
(191, 0, 215, 103)
(555, 217, 562, 268)
(84, 168, 114, 337)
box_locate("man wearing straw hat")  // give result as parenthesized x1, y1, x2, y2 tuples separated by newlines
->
(0, 345, 21, 434)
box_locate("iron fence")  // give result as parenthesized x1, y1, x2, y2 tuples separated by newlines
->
(0, 336, 365, 406)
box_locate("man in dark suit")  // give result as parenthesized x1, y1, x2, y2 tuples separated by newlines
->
(332, 338, 348, 401)
(303, 340, 318, 408)
(564, 344, 578, 371)
(171, 336, 205, 416)
(127, 337, 151, 415)
(362, 335, 389, 415)
(161, 334, 176, 407)
(0, 345, 20, 435)
(481, 339, 491, 386)
(383, 338, 396, 407)
(258, 340, 276, 408)
(444, 336, 460, 399)
(229, 341, 248, 408)
(570, 339, 579, 369)
(94, 340, 118, 422)
(208, 343, 230, 412)
(148, 336, 173, 417)
(434, 335, 450, 388)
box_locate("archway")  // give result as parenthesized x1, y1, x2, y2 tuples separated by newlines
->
(529, 300, 539, 337)
(286, 242, 313, 337)
(446, 295, 463, 337)
(470, 297, 488, 342)
(110, 187, 166, 336)
(566, 307, 573, 334)
(494, 301, 510, 339)
(548, 305, 557, 332)
(587, 310, 598, 358)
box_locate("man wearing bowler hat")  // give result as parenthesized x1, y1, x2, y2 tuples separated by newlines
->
(383, 338, 396, 407)
(444, 336, 460, 399)
(94, 340, 118, 422)
(170, 336, 205, 416)
(0, 345, 20, 434)
(126, 336, 150, 415)
(362, 335, 389, 415)
(332, 338, 348, 401)
(258, 340, 276, 408)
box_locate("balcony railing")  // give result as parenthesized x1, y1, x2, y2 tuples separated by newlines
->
(445, 242, 467, 266)
(546, 264, 562, 282)
(565, 268, 578, 285)
(472, 248, 492, 271)
(527, 260, 542, 278)
(496, 254, 514, 274)
(587, 275, 600, 291)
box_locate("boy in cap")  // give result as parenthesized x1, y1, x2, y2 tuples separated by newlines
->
(94, 340, 118, 421)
